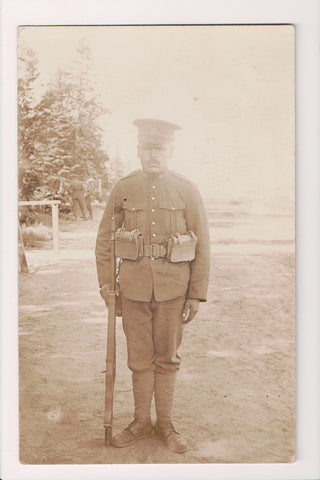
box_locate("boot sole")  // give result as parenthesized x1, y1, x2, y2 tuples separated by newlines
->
(154, 433, 188, 454)
(112, 432, 153, 448)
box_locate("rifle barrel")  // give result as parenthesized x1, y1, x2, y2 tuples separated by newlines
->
(104, 215, 117, 446)
(105, 427, 112, 447)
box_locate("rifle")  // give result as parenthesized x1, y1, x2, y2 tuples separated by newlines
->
(104, 214, 117, 446)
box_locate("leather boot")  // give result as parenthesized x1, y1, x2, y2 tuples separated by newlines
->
(154, 370, 188, 453)
(112, 418, 153, 447)
(112, 369, 155, 448)
(154, 420, 188, 454)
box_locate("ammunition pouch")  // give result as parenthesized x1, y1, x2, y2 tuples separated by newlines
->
(115, 228, 144, 260)
(167, 231, 197, 263)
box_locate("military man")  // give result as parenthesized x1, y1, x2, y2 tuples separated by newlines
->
(69, 176, 87, 221)
(95, 118, 210, 453)
(84, 179, 96, 220)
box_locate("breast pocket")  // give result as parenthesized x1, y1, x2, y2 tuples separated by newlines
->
(158, 199, 186, 234)
(122, 201, 146, 231)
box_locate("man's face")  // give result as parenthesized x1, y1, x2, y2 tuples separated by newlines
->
(138, 142, 173, 175)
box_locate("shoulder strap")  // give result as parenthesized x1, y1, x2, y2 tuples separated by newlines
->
(170, 170, 192, 184)
(118, 169, 141, 182)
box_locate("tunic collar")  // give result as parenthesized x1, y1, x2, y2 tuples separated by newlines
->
(141, 169, 170, 183)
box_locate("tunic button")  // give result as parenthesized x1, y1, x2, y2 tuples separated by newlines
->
(152, 233, 156, 238)
(151, 209, 155, 213)
(152, 185, 156, 189)
(132, 207, 135, 211)
(151, 196, 155, 201)
(172, 207, 175, 210)
(152, 221, 156, 226)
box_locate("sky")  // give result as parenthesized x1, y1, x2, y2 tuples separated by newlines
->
(18, 25, 295, 210)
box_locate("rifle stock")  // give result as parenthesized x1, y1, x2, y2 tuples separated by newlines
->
(104, 216, 117, 446)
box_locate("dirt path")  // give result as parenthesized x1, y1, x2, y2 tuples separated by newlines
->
(19, 205, 295, 464)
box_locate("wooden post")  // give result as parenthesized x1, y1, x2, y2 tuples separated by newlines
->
(52, 202, 59, 255)
(18, 224, 29, 273)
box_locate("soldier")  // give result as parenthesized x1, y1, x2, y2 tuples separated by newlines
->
(69, 176, 87, 221)
(95, 118, 210, 454)
(84, 179, 96, 220)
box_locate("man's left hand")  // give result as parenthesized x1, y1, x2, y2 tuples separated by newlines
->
(182, 299, 200, 324)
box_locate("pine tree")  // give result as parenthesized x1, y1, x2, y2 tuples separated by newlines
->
(18, 40, 111, 200)
(108, 153, 125, 186)
(34, 43, 110, 192)
(17, 47, 41, 199)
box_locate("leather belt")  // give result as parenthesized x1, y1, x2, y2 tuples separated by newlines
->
(144, 244, 167, 259)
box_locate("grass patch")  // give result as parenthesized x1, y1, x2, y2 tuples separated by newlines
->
(21, 224, 52, 249)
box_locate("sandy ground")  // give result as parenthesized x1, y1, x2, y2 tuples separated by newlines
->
(18, 204, 295, 464)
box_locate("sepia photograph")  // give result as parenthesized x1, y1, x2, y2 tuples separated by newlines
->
(16, 24, 296, 466)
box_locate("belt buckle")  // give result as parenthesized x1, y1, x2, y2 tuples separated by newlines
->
(151, 243, 160, 259)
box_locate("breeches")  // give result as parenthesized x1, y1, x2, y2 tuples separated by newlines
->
(122, 295, 186, 374)
(72, 197, 86, 215)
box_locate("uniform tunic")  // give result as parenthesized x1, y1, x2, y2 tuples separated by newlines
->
(95, 169, 210, 303)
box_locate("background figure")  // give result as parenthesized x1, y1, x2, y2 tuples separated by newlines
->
(69, 177, 87, 221)
(84, 179, 95, 220)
